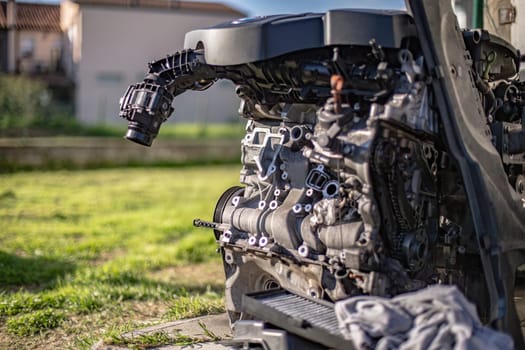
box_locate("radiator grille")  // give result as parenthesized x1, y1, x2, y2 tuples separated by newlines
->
(242, 289, 354, 350)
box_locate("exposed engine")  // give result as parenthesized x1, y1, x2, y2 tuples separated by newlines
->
(119, 2, 525, 346)
(211, 45, 442, 313)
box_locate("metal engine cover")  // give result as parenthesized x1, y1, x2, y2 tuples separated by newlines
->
(183, 9, 416, 65)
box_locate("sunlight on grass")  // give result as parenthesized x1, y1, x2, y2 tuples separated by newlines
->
(158, 122, 245, 140)
(164, 292, 225, 321)
(104, 327, 201, 349)
(6, 309, 65, 336)
(0, 166, 240, 349)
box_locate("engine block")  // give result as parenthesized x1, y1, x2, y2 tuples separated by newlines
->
(210, 49, 445, 319)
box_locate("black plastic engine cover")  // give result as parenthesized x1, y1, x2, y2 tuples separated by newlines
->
(183, 9, 416, 65)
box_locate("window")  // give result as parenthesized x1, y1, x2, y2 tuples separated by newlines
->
(97, 72, 124, 84)
(20, 38, 35, 58)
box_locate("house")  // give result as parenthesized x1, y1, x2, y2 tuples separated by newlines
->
(0, 0, 63, 76)
(60, 0, 245, 124)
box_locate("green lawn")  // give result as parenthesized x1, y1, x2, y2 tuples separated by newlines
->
(1, 121, 246, 140)
(0, 166, 241, 349)
(60, 122, 246, 140)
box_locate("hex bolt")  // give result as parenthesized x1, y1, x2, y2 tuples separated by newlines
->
(259, 236, 269, 247)
(298, 245, 310, 257)
(248, 236, 257, 246)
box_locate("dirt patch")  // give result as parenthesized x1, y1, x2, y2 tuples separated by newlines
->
(150, 261, 225, 288)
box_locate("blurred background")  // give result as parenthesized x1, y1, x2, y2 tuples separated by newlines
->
(0, 0, 523, 169)
(0, 0, 524, 349)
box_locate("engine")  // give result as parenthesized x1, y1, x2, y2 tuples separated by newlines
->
(211, 45, 442, 315)
(119, 4, 525, 345)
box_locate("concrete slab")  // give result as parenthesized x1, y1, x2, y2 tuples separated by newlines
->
(121, 313, 231, 340)
(92, 340, 232, 350)
(141, 343, 232, 350)
(92, 313, 233, 350)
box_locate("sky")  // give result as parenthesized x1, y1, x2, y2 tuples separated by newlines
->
(209, 0, 406, 16)
(22, 0, 406, 16)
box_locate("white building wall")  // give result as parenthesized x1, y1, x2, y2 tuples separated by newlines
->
(76, 6, 241, 124)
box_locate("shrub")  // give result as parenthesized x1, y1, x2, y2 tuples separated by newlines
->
(0, 74, 50, 129)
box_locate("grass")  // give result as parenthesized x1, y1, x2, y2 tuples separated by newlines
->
(6, 309, 65, 336)
(106, 328, 204, 350)
(1, 121, 246, 140)
(106, 329, 179, 349)
(0, 166, 241, 349)
(60, 121, 246, 140)
(163, 293, 225, 321)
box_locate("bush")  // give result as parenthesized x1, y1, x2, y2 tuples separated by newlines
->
(0, 74, 50, 129)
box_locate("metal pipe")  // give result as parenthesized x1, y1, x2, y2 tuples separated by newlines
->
(472, 0, 484, 28)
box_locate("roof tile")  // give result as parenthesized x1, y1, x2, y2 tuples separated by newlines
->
(0, 0, 244, 32)
(0, 2, 61, 32)
(74, 0, 245, 17)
